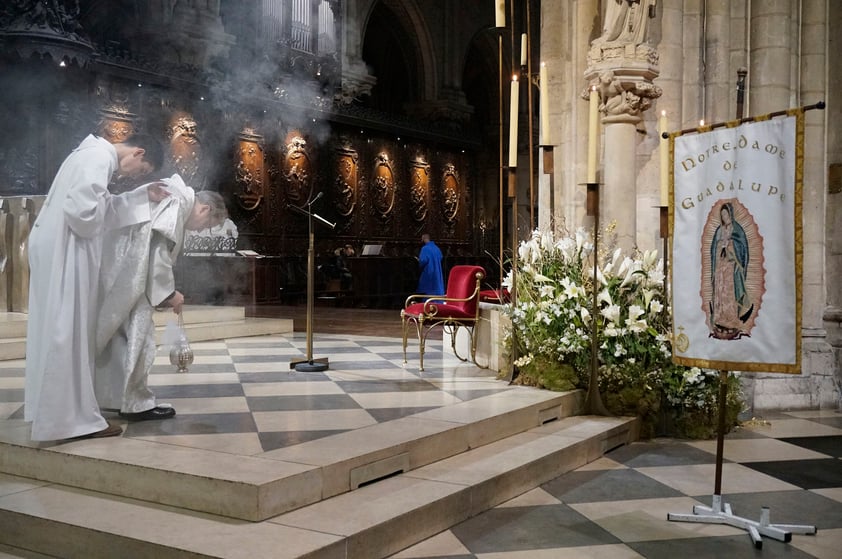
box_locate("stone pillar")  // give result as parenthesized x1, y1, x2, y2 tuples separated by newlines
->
(749, 0, 791, 114)
(336, 0, 376, 104)
(585, 7, 662, 250)
(800, 0, 835, 408)
(704, 0, 732, 123)
(602, 115, 639, 247)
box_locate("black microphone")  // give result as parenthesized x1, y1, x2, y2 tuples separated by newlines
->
(310, 191, 323, 204)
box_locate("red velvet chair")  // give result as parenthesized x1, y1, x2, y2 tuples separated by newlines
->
(401, 265, 486, 371)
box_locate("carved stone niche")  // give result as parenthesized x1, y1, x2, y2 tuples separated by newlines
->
(283, 133, 312, 205)
(442, 163, 460, 227)
(372, 153, 395, 221)
(334, 140, 359, 217)
(410, 157, 430, 223)
(234, 130, 265, 211)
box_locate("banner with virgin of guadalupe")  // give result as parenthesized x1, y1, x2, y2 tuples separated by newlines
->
(670, 110, 803, 373)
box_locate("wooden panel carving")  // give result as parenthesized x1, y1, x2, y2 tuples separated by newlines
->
(442, 163, 459, 225)
(97, 108, 134, 143)
(373, 152, 395, 221)
(168, 114, 202, 186)
(235, 130, 265, 210)
(284, 134, 311, 204)
(410, 158, 429, 222)
(335, 141, 358, 217)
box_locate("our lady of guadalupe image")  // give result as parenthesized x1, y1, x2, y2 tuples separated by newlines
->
(701, 199, 766, 340)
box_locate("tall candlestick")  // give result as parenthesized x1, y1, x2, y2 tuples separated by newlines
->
(587, 85, 598, 183)
(659, 110, 669, 206)
(495, 0, 505, 28)
(540, 62, 550, 145)
(520, 34, 527, 66)
(509, 75, 519, 168)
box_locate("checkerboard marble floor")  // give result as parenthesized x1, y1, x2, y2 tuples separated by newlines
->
(1, 332, 513, 454)
(1, 332, 842, 558)
(391, 409, 842, 559)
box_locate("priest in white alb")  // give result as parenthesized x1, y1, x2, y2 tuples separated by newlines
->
(95, 174, 227, 421)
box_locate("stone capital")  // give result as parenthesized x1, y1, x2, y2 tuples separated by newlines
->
(583, 44, 662, 122)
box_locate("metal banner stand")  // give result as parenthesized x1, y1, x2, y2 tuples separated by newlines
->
(667, 373, 817, 548)
(288, 193, 335, 373)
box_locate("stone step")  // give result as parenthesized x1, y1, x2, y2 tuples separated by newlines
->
(0, 307, 293, 361)
(0, 389, 586, 522)
(0, 414, 638, 559)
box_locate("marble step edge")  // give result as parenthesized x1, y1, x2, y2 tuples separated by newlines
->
(0, 415, 639, 559)
(158, 317, 294, 343)
(0, 389, 584, 522)
(0, 317, 293, 361)
(0, 306, 250, 338)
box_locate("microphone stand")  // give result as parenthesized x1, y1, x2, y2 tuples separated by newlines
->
(288, 193, 335, 372)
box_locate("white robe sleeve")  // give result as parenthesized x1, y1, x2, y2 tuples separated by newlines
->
(107, 186, 152, 230)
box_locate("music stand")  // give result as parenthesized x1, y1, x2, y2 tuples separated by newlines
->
(288, 193, 335, 372)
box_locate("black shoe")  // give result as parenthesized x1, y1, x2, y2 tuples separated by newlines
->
(119, 406, 176, 421)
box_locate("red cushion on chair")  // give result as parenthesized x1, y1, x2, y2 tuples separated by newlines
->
(444, 265, 484, 315)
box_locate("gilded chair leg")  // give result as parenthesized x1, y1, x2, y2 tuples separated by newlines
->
(401, 314, 409, 365)
(418, 322, 426, 371)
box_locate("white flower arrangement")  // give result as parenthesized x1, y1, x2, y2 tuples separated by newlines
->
(504, 227, 743, 438)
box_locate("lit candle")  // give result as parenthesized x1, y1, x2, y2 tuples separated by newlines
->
(540, 62, 551, 145)
(659, 110, 669, 206)
(495, 0, 505, 28)
(509, 75, 519, 167)
(587, 85, 598, 183)
(699, 119, 705, 127)
(520, 34, 527, 66)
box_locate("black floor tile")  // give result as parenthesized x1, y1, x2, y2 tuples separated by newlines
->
(123, 412, 257, 436)
(367, 406, 438, 422)
(606, 440, 720, 467)
(0, 389, 23, 403)
(742, 458, 842, 490)
(238, 371, 331, 382)
(246, 394, 361, 412)
(329, 360, 406, 370)
(779, 435, 842, 458)
(451, 504, 620, 553)
(150, 364, 236, 374)
(152, 383, 245, 398)
(336, 379, 439, 393)
(258, 429, 348, 451)
(715, 489, 842, 530)
(629, 534, 818, 558)
(542, 468, 685, 503)
(231, 354, 303, 363)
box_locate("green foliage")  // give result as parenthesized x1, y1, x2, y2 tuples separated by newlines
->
(504, 227, 744, 439)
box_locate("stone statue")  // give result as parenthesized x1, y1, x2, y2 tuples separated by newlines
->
(594, 0, 656, 46)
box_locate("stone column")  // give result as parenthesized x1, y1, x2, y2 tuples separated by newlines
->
(800, 0, 834, 407)
(704, 0, 732, 123)
(584, 5, 662, 250)
(749, 0, 791, 114)
(336, 0, 376, 104)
